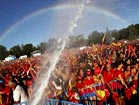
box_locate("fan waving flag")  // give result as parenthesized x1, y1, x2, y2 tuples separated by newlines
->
(100, 34, 106, 51)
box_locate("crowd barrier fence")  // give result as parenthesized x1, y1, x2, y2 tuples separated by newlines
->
(12, 99, 83, 105)
(13, 102, 27, 105)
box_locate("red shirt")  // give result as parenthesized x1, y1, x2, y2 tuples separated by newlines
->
(103, 69, 115, 83)
(68, 90, 80, 103)
(76, 82, 85, 95)
(83, 76, 95, 93)
(94, 67, 101, 75)
(4, 78, 9, 86)
(0, 86, 11, 105)
(115, 69, 124, 79)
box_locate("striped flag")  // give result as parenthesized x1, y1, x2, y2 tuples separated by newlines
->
(100, 34, 106, 51)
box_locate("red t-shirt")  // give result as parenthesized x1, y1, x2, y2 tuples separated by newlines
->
(115, 69, 125, 89)
(94, 67, 101, 75)
(103, 69, 115, 83)
(0, 86, 11, 105)
(4, 78, 9, 86)
(68, 90, 80, 103)
(83, 77, 95, 93)
(115, 69, 124, 79)
(76, 82, 85, 95)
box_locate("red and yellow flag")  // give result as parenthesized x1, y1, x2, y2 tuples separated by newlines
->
(100, 34, 106, 51)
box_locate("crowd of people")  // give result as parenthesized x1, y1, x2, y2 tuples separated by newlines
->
(0, 57, 41, 105)
(0, 40, 139, 105)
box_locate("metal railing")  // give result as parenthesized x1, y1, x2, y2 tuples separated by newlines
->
(13, 102, 27, 105)
(13, 100, 83, 105)
(44, 98, 83, 105)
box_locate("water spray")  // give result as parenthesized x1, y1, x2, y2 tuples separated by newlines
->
(30, 0, 92, 105)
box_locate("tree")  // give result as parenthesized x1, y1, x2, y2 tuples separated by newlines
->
(9, 45, 21, 58)
(21, 44, 36, 57)
(0, 45, 8, 60)
(128, 24, 138, 40)
(87, 31, 103, 45)
(135, 24, 139, 38)
(118, 28, 129, 40)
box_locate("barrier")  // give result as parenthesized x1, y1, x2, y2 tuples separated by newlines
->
(45, 98, 83, 105)
(13, 102, 27, 105)
(13, 99, 83, 105)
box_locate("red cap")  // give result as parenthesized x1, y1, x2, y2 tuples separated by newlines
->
(87, 71, 92, 76)
(77, 76, 82, 81)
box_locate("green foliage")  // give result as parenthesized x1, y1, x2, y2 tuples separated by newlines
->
(117, 24, 139, 40)
(9, 45, 21, 58)
(0, 45, 8, 60)
(135, 24, 139, 36)
(128, 24, 138, 40)
(0, 45, 7, 60)
(87, 31, 103, 45)
(21, 44, 36, 57)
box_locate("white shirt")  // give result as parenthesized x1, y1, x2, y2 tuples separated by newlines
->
(13, 85, 28, 103)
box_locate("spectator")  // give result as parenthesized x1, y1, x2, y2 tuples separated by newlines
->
(8, 79, 28, 104)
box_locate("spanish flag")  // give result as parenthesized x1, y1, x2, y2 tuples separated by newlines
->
(96, 89, 109, 102)
(100, 34, 106, 51)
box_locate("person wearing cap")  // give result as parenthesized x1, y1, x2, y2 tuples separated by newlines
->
(93, 66, 109, 101)
(8, 79, 28, 104)
(75, 76, 85, 98)
(83, 69, 97, 104)
(76, 75, 88, 104)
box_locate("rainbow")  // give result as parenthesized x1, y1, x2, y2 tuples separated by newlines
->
(0, 3, 129, 41)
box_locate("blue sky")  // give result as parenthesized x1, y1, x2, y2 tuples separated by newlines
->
(0, 0, 138, 49)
